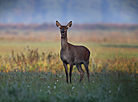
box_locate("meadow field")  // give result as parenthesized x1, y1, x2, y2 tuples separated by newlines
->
(0, 28, 138, 102)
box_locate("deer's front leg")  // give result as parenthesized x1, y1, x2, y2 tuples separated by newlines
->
(69, 64, 73, 83)
(63, 62, 68, 83)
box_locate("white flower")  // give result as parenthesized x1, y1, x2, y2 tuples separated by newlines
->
(109, 90, 111, 93)
(72, 87, 74, 89)
(92, 59, 95, 64)
(26, 47, 28, 50)
(47, 90, 51, 94)
(9, 55, 12, 58)
(54, 86, 56, 89)
(59, 75, 62, 78)
(47, 86, 50, 89)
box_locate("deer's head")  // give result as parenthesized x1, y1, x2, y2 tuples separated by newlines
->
(56, 21, 72, 38)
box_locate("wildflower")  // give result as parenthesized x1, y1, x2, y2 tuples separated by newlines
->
(92, 81, 94, 83)
(84, 83, 85, 85)
(40, 89, 42, 91)
(54, 86, 56, 89)
(47, 86, 50, 89)
(109, 90, 111, 93)
(92, 59, 95, 64)
(55, 82, 56, 84)
(26, 47, 28, 50)
(117, 87, 120, 91)
(59, 75, 62, 78)
(47, 90, 51, 94)
(57, 80, 59, 82)
(9, 55, 12, 58)
(72, 87, 74, 89)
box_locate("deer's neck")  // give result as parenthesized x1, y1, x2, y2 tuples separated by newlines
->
(61, 37, 68, 50)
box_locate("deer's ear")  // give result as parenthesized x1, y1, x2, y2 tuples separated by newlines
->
(56, 21, 61, 28)
(67, 21, 72, 28)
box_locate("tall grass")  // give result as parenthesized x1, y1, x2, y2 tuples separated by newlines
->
(0, 46, 138, 101)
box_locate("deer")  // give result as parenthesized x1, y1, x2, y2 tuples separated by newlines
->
(56, 21, 90, 83)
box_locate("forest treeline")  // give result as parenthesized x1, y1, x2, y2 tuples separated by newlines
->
(0, 23, 138, 30)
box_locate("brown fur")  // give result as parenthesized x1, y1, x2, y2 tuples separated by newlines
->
(56, 21, 90, 83)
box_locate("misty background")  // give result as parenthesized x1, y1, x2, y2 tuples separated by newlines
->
(0, 0, 138, 43)
(0, 0, 138, 24)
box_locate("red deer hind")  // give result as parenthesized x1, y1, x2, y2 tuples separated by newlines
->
(56, 21, 90, 83)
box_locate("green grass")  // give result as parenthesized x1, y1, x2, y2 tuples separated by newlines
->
(0, 41, 60, 55)
(0, 40, 138, 102)
(1, 40, 138, 58)
(0, 71, 138, 102)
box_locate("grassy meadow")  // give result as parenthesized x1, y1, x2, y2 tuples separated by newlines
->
(0, 29, 138, 102)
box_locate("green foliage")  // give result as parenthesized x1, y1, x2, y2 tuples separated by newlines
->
(0, 70, 138, 102)
(0, 40, 138, 101)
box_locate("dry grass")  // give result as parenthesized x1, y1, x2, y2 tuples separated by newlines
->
(0, 46, 137, 75)
(0, 28, 138, 101)
(0, 29, 138, 43)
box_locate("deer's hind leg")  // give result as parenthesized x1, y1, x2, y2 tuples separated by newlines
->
(76, 64, 84, 82)
(84, 62, 90, 82)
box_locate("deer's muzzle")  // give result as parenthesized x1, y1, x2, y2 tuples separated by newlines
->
(62, 33, 65, 35)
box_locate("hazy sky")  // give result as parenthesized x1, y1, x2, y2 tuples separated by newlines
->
(0, 0, 138, 24)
